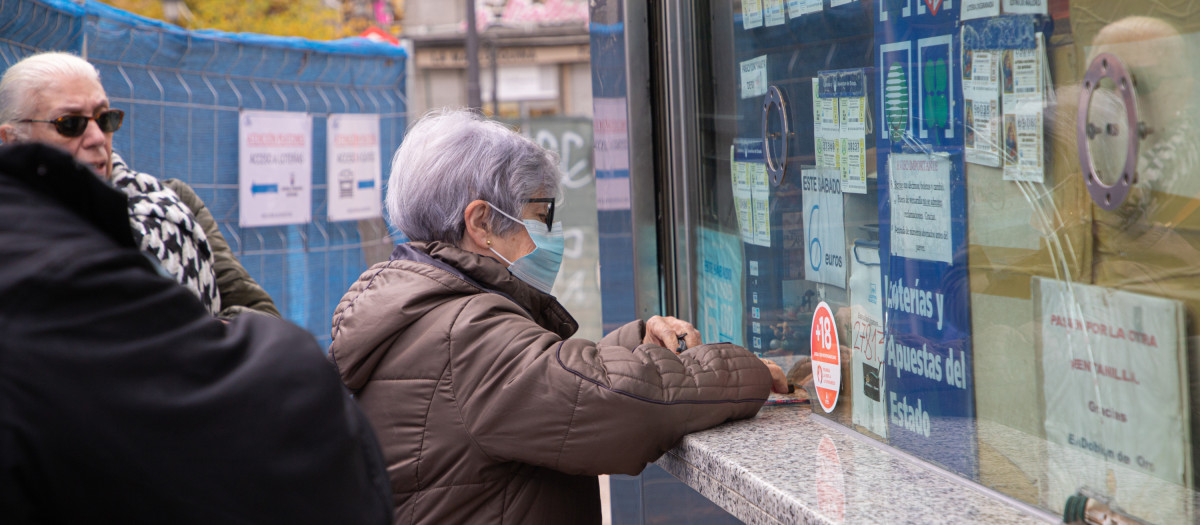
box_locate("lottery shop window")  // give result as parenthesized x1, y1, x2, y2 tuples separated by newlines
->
(681, 1, 1200, 522)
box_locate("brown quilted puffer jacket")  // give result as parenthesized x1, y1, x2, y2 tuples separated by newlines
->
(330, 241, 773, 524)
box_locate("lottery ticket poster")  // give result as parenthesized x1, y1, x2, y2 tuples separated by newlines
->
(1001, 34, 1047, 182)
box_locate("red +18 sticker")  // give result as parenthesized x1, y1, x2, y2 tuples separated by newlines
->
(810, 301, 841, 413)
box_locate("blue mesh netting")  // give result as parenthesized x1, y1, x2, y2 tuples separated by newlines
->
(0, 0, 408, 348)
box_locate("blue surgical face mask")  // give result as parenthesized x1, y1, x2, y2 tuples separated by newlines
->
(485, 202, 564, 294)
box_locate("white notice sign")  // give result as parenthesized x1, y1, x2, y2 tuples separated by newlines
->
(1001, 0, 1047, 15)
(239, 110, 312, 227)
(1037, 279, 1192, 525)
(802, 168, 846, 288)
(889, 154, 952, 263)
(960, 0, 1000, 20)
(740, 55, 769, 100)
(326, 113, 382, 222)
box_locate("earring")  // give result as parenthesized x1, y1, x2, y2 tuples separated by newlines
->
(486, 239, 492, 246)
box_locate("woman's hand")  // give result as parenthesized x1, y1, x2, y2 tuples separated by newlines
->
(761, 358, 789, 394)
(644, 315, 701, 352)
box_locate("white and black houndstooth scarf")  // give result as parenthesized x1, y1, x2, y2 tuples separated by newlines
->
(110, 154, 221, 314)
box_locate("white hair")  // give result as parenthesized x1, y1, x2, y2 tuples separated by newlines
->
(0, 51, 101, 136)
(386, 108, 560, 244)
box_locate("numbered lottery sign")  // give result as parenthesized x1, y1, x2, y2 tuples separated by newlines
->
(811, 301, 841, 413)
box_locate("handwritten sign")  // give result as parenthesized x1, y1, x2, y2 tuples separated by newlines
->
(850, 242, 887, 438)
(1036, 278, 1192, 525)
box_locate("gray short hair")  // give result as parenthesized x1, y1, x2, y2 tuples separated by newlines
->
(0, 52, 101, 131)
(386, 108, 560, 244)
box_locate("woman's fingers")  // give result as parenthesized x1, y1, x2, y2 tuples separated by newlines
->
(644, 316, 703, 351)
(760, 358, 789, 393)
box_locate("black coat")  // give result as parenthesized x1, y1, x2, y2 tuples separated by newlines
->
(0, 144, 391, 524)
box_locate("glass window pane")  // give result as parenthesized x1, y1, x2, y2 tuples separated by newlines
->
(684, 2, 1200, 522)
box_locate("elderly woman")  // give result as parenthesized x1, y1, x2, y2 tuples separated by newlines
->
(330, 109, 786, 524)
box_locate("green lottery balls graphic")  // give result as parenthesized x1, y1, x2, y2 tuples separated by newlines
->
(885, 63, 909, 139)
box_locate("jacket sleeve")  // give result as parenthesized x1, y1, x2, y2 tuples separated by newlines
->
(598, 319, 645, 348)
(164, 178, 282, 319)
(449, 295, 772, 476)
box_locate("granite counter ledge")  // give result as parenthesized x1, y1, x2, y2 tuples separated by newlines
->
(654, 405, 1058, 524)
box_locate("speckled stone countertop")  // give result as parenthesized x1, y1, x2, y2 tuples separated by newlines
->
(655, 404, 1059, 525)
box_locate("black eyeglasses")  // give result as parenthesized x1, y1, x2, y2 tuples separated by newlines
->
(19, 109, 124, 138)
(525, 198, 556, 232)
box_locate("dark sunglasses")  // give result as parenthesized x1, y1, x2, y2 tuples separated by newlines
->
(19, 108, 125, 138)
(525, 198, 556, 232)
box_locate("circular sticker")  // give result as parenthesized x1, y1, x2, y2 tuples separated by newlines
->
(810, 301, 841, 413)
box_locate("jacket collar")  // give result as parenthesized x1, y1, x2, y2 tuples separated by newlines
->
(0, 143, 136, 249)
(392, 241, 578, 339)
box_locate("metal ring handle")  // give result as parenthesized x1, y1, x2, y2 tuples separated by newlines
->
(1077, 53, 1140, 211)
(762, 85, 791, 186)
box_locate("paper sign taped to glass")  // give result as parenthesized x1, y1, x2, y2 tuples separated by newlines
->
(962, 48, 1001, 167)
(763, 0, 786, 26)
(731, 140, 772, 247)
(1001, 34, 1047, 182)
(741, 0, 764, 29)
(850, 241, 887, 438)
(1035, 278, 1193, 525)
(815, 70, 869, 194)
(889, 154, 953, 264)
(801, 168, 847, 288)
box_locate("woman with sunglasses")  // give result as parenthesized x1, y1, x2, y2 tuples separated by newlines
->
(330, 109, 787, 525)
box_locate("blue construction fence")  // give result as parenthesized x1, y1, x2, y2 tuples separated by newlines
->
(0, 0, 408, 348)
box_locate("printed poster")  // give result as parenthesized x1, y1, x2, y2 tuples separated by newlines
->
(733, 140, 771, 247)
(326, 113, 382, 222)
(1001, 35, 1045, 182)
(593, 97, 632, 211)
(875, 0, 976, 479)
(742, 0, 764, 29)
(238, 109, 313, 227)
(962, 48, 1001, 167)
(813, 78, 840, 169)
(788, 0, 822, 18)
(801, 168, 847, 288)
(819, 69, 869, 194)
(740, 55, 769, 99)
(698, 227, 745, 347)
(850, 241, 887, 438)
(889, 154, 953, 264)
(730, 145, 754, 243)
(750, 151, 771, 247)
(763, 0, 786, 27)
(1036, 279, 1192, 525)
